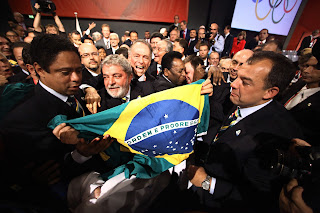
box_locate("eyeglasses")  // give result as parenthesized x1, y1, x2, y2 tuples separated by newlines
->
(81, 52, 99, 58)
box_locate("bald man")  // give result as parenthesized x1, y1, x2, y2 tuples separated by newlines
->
(78, 43, 101, 82)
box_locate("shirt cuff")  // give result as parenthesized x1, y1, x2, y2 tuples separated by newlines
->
(71, 149, 92, 164)
(85, 29, 90, 35)
(209, 177, 216, 194)
(79, 84, 92, 92)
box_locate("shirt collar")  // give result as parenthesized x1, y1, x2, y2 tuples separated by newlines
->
(39, 80, 68, 102)
(238, 100, 272, 120)
(138, 74, 146, 82)
(21, 68, 29, 75)
(86, 68, 99, 77)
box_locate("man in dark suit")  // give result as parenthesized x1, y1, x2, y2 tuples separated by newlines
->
(221, 25, 234, 57)
(187, 29, 198, 56)
(124, 31, 138, 47)
(106, 32, 120, 55)
(78, 43, 101, 83)
(280, 50, 320, 146)
(245, 28, 269, 50)
(187, 51, 303, 212)
(298, 29, 319, 55)
(180, 20, 190, 41)
(0, 34, 111, 210)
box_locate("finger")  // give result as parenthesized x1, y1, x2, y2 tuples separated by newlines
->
(287, 179, 299, 192)
(94, 187, 101, 199)
(93, 102, 98, 114)
(292, 138, 311, 147)
(52, 123, 67, 139)
(98, 101, 101, 108)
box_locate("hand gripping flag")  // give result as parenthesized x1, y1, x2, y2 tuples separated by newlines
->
(48, 80, 209, 179)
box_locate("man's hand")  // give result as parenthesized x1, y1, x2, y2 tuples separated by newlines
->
(52, 123, 81, 144)
(34, 3, 40, 10)
(94, 186, 101, 199)
(88, 22, 96, 30)
(279, 179, 313, 213)
(187, 165, 208, 187)
(200, 79, 213, 96)
(207, 66, 226, 86)
(85, 87, 101, 114)
(0, 75, 8, 86)
(76, 134, 115, 157)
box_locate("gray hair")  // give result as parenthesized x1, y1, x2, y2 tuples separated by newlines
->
(101, 54, 132, 75)
(109, 32, 119, 39)
(92, 31, 102, 41)
(128, 39, 152, 58)
(162, 39, 173, 52)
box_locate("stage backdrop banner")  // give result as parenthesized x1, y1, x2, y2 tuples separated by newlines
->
(231, 0, 302, 36)
(9, 0, 189, 23)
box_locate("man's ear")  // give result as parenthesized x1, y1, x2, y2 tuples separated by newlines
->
(33, 62, 45, 78)
(163, 68, 169, 77)
(263, 86, 279, 100)
(128, 73, 133, 82)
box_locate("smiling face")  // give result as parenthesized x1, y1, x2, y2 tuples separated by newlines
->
(153, 40, 168, 64)
(230, 59, 273, 108)
(185, 61, 194, 84)
(128, 42, 151, 77)
(13, 47, 27, 70)
(164, 58, 186, 86)
(103, 64, 132, 98)
(36, 51, 82, 96)
(0, 54, 13, 78)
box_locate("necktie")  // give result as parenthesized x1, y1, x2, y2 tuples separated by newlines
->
(213, 107, 241, 142)
(67, 96, 85, 116)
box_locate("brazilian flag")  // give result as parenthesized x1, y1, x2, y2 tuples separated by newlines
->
(48, 80, 209, 180)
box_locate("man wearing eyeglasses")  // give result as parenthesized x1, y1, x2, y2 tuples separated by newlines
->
(78, 43, 101, 83)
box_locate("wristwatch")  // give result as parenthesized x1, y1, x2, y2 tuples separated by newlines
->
(201, 175, 211, 191)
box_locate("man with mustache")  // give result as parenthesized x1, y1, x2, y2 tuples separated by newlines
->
(78, 43, 101, 83)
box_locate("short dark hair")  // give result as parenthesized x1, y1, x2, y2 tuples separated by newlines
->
(71, 30, 81, 36)
(247, 51, 296, 95)
(181, 20, 187, 25)
(298, 53, 312, 67)
(22, 43, 32, 65)
(262, 40, 283, 52)
(12, 41, 29, 50)
(115, 47, 129, 59)
(184, 55, 204, 69)
(150, 32, 164, 41)
(225, 25, 231, 30)
(199, 42, 209, 50)
(30, 34, 79, 73)
(130, 30, 138, 36)
(83, 37, 94, 43)
(174, 38, 188, 55)
(96, 46, 106, 51)
(0, 34, 11, 44)
(162, 51, 183, 71)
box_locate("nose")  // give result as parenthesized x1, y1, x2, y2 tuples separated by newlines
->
(137, 56, 143, 63)
(108, 76, 115, 85)
(230, 76, 239, 89)
(71, 71, 81, 82)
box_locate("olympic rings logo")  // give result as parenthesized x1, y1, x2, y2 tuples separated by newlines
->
(255, 0, 298, 24)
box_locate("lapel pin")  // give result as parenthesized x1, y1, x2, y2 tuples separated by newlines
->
(307, 103, 312, 107)
(236, 130, 241, 136)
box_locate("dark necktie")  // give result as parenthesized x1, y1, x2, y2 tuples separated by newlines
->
(67, 96, 85, 116)
(213, 107, 241, 143)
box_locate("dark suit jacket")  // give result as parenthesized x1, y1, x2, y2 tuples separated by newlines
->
(98, 80, 154, 112)
(187, 38, 198, 56)
(245, 39, 258, 50)
(124, 39, 133, 47)
(7, 69, 29, 83)
(152, 74, 176, 92)
(197, 101, 303, 212)
(279, 79, 320, 146)
(145, 60, 159, 80)
(298, 35, 312, 55)
(106, 48, 113, 56)
(221, 34, 234, 57)
(0, 84, 93, 207)
(180, 29, 190, 41)
(81, 66, 96, 84)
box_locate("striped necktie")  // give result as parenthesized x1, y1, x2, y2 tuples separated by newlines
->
(213, 107, 241, 142)
(67, 96, 85, 117)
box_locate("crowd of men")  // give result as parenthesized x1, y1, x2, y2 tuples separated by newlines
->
(0, 6, 319, 213)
